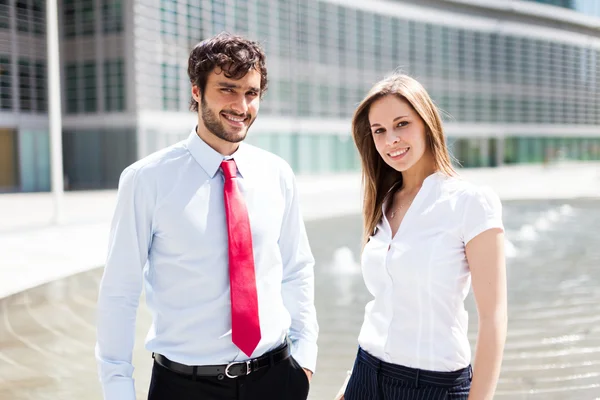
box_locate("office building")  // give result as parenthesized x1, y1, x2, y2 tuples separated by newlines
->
(1, 0, 599, 192)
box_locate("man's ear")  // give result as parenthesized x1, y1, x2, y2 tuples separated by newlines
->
(192, 85, 202, 103)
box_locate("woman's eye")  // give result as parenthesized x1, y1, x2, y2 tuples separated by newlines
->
(397, 121, 408, 127)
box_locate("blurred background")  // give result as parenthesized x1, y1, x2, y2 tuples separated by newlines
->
(0, 0, 600, 399)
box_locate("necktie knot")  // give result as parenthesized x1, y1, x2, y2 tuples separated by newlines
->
(221, 159, 237, 180)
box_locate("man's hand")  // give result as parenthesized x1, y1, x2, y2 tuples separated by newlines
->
(303, 368, 313, 382)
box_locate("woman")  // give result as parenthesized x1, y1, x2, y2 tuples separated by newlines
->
(338, 74, 507, 400)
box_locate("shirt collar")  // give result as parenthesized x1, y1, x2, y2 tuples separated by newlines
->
(382, 171, 442, 213)
(185, 127, 252, 179)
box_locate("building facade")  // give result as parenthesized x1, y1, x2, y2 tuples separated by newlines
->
(0, 0, 599, 192)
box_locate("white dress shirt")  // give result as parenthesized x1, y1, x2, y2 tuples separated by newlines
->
(95, 129, 318, 399)
(358, 171, 504, 372)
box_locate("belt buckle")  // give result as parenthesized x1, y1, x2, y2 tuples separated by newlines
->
(225, 360, 252, 378)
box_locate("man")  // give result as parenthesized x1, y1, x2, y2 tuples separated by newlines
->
(95, 32, 318, 400)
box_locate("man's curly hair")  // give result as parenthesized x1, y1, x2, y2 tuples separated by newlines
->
(187, 32, 268, 112)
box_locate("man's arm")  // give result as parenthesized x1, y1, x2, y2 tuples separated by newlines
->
(278, 170, 319, 376)
(95, 167, 153, 399)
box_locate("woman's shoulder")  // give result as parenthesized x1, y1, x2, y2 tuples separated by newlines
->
(436, 176, 503, 231)
(438, 173, 500, 202)
(434, 174, 502, 221)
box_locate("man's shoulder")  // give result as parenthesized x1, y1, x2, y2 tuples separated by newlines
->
(243, 142, 294, 176)
(124, 139, 189, 177)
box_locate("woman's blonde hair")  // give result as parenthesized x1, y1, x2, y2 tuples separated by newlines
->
(351, 73, 457, 246)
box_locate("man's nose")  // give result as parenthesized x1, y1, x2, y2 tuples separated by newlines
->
(229, 95, 248, 115)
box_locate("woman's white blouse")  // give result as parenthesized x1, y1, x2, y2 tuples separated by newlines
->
(357, 172, 504, 372)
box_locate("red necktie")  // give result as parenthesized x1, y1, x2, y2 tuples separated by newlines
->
(221, 159, 261, 357)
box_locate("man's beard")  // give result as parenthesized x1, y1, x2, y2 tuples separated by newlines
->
(201, 100, 254, 144)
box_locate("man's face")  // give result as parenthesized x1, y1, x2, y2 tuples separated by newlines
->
(194, 67, 261, 145)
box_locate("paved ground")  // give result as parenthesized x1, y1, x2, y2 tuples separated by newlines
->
(1, 161, 599, 300)
(2, 199, 600, 399)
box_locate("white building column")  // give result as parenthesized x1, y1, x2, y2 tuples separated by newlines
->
(47, 0, 64, 223)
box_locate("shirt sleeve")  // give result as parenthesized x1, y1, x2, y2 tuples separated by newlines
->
(278, 166, 319, 373)
(95, 167, 154, 400)
(462, 185, 504, 245)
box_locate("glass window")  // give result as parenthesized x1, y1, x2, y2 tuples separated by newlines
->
(65, 62, 96, 114)
(296, 82, 310, 116)
(81, 0, 95, 35)
(355, 11, 365, 71)
(412, 22, 427, 77)
(83, 62, 96, 112)
(549, 43, 560, 88)
(63, 0, 76, 37)
(336, 6, 346, 67)
(277, 0, 290, 57)
(212, 0, 226, 33)
(536, 40, 546, 88)
(505, 36, 516, 82)
(489, 33, 499, 83)
(256, 0, 270, 47)
(408, 20, 416, 72)
(504, 98, 516, 123)
(441, 26, 450, 80)
(337, 86, 349, 118)
(473, 33, 482, 81)
(103, 0, 123, 34)
(520, 38, 532, 86)
(105, 60, 125, 112)
(161, 0, 178, 38)
(65, 63, 78, 113)
(536, 99, 548, 124)
(187, 1, 203, 46)
(277, 80, 293, 116)
(424, 24, 434, 75)
(296, 1, 310, 61)
(0, 0, 9, 30)
(520, 99, 530, 124)
(318, 2, 328, 65)
(63, 0, 95, 37)
(318, 85, 330, 117)
(16, 0, 29, 33)
(234, 0, 248, 35)
(374, 15, 383, 68)
(0, 56, 12, 110)
(162, 63, 180, 111)
(35, 61, 46, 112)
(457, 95, 467, 122)
(457, 30, 466, 81)
(473, 95, 484, 123)
(32, 0, 44, 35)
(19, 59, 32, 111)
(391, 19, 401, 69)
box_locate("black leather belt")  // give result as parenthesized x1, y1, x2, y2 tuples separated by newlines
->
(153, 341, 290, 379)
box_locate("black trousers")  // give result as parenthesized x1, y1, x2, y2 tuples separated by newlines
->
(344, 348, 472, 400)
(147, 354, 310, 400)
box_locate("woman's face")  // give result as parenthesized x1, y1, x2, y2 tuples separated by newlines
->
(368, 95, 429, 172)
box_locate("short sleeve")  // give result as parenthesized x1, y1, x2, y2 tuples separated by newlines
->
(462, 186, 504, 245)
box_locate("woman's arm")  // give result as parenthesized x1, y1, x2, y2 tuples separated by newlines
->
(466, 228, 507, 400)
